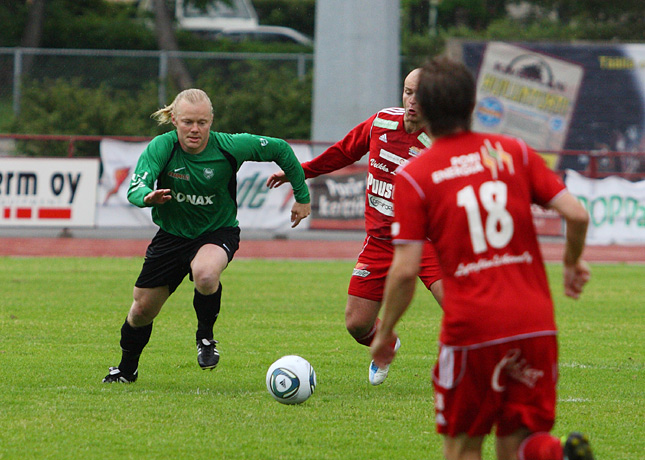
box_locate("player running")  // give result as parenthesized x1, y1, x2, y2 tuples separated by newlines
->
(103, 88, 310, 383)
(267, 69, 443, 386)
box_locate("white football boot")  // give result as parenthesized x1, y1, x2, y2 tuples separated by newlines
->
(368, 337, 401, 385)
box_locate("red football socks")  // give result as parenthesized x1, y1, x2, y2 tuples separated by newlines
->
(518, 432, 563, 460)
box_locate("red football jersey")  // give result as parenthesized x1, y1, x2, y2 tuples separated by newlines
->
(302, 108, 432, 239)
(393, 132, 567, 347)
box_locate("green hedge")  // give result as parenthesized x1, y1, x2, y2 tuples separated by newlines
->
(9, 79, 160, 157)
(253, 0, 315, 37)
(9, 60, 312, 156)
(3, 0, 643, 155)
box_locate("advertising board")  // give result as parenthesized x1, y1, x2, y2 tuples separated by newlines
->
(0, 157, 99, 227)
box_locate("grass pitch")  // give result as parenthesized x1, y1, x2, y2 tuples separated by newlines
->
(0, 257, 642, 459)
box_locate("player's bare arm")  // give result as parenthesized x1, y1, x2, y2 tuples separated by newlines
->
(548, 192, 591, 299)
(144, 188, 172, 206)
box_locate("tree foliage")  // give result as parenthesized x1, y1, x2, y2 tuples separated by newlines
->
(2, 0, 645, 146)
(253, 0, 315, 37)
(10, 61, 312, 151)
(400, 0, 645, 59)
(0, 1, 29, 46)
(402, 0, 645, 43)
(9, 78, 161, 156)
(2, 0, 313, 141)
(197, 61, 312, 139)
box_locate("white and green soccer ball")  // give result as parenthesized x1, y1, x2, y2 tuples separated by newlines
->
(266, 355, 316, 405)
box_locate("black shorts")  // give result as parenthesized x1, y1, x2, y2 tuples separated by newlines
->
(135, 227, 241, 294)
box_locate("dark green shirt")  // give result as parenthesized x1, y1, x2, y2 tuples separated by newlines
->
(128, 131, 310, 239)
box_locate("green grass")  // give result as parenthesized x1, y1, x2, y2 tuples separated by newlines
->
(0, 258, 642, 459)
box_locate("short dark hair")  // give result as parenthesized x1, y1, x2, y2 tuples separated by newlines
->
(417, 56, 476, 137)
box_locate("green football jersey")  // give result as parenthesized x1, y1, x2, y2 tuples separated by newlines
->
(128, 130, 310, 239)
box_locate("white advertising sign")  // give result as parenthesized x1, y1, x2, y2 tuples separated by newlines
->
(0, 157, 99, 227)
(565, 169, 645, 245)
(97, 139, 153, 227)
(236, 142, 312, 232)
(473, 42, 584, 151)
(98, 139, 312, 231)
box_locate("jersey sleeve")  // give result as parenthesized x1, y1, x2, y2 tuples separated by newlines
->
(301, 114, 376, 179)
(391, 166, 429, 243)
(524, 143, 567, 206)
(126, 135, 174, 208)
(225, 133, 310, 204)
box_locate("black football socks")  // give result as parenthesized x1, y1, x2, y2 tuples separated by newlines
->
(193, 284, 222, 341)
(118, 319, 152, 376)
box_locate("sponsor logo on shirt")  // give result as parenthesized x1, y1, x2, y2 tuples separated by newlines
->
(367, 194, 394, 217)
(431, 140, 516, 184)
(370, 158, 391, 174)
(366, 173, 393, 199)
(480, 138, 515, 179)
(373, 117, 399, 130)
(432, 152, 485, 184)
(379, 133, 388, 143)
(172, 191, 216, 206)
(417, 132, 432, 148)
(454, 251, 533, 277)
(409, 146, 422, 157)
(379, 149, 408, 166)
(168, 170, 190, 181)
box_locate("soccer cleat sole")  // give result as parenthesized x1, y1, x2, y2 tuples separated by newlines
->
(563, 432, 594, 460)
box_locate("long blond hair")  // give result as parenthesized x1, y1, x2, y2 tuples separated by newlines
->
(151, 88, 214, 125)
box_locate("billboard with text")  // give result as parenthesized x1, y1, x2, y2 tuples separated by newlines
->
(461, 41, 645, 173)
(98, 139, 313, 232)
(0, 158, 99, 227)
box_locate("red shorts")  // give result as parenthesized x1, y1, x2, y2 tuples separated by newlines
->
(432, 335, 558, 437)
(348, 235, 441, 301)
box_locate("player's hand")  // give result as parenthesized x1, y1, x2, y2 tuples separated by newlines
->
(371, 330, 398, 369)
(290, 202, 311, 228)
(266, 171, 288, 189)
(144, 189, 172, 206)
(563, 259, 591, 299)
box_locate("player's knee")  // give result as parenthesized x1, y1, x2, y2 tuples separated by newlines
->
(346, 321, 376, 345)
(346, 322, 363, 340)
(345, 297, 380, 343)
(345, 314, 365, 337)
(128, 303, 155, 326)
(193, 272, 220, 295)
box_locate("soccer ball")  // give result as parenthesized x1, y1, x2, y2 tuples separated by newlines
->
(266, 355, 316, 405)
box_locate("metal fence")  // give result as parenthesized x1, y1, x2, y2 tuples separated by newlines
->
(0, 47, 314, 115)
(2, 47, 645, 179)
